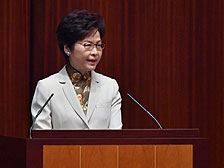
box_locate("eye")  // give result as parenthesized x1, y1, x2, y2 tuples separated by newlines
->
(83, 43, 93, 49)
(96, 44, 102, 48)
(97, 43, 105, 49)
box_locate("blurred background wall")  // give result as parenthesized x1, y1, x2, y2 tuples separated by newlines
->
(0, 0, 223, 167)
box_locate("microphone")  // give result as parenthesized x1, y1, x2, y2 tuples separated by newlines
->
(29, 93, 54, 139)
(127, 93, 163, 129)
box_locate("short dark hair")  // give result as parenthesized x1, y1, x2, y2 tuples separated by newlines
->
(56, 10, 105, 61)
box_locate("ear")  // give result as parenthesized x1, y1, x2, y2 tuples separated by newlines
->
(64, 45, 70, 53)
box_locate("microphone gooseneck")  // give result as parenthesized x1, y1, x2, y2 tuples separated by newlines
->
(29, 93, 54, 139)
(127, 93, 163, 129)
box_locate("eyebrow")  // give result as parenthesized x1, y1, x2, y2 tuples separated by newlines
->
(83, 40, 102, 44)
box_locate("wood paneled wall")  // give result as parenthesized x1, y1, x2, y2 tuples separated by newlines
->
(0, 0, 223, 167)
(0, 0, 30, 137)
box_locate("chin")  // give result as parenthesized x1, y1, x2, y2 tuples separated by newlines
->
(88, 67, 96, 72)
(86, 65, 97, 71)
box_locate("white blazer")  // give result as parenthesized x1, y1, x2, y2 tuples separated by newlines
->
(31, 66, 122, 130)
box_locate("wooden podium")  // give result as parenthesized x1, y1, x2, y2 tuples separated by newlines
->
(0, 129, 208, 168)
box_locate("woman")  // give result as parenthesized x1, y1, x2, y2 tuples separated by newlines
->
(31, 10, 122, 129)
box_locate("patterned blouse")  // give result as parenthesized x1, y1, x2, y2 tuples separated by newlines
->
(66, 64, 91, 115)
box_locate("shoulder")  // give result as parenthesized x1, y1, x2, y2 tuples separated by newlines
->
(37, 73, 59, 87)
(92, 71, 118, 85)
(33, 67, 68, 96)
(37, 66, 66, 86)
(92, 71, 120, 93)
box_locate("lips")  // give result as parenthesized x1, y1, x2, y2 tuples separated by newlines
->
(87, 59, 97, 65)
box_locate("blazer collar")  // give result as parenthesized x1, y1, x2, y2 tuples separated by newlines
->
(86, 71, 100, 121)
(58, 66, 90, 128)
(58, 66, 101, 126)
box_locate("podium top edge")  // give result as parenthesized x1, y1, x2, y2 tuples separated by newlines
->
(31, 128, 200, 139)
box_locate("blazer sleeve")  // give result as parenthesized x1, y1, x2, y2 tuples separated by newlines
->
(31, 80, 52, 129)
(109, 80, 123, 129)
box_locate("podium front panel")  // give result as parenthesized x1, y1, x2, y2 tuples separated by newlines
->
(42, 144, 193, 168)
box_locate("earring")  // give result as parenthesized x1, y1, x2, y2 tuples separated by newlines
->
(66, 51, 71, 56)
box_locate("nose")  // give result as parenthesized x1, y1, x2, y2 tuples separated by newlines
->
(90, 46, 98, 55)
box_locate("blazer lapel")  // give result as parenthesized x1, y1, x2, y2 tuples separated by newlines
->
(58, 66, 90, 127)
(86, 71, 100, 121)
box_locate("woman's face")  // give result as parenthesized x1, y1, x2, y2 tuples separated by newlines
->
(65, 30, 103, 74)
